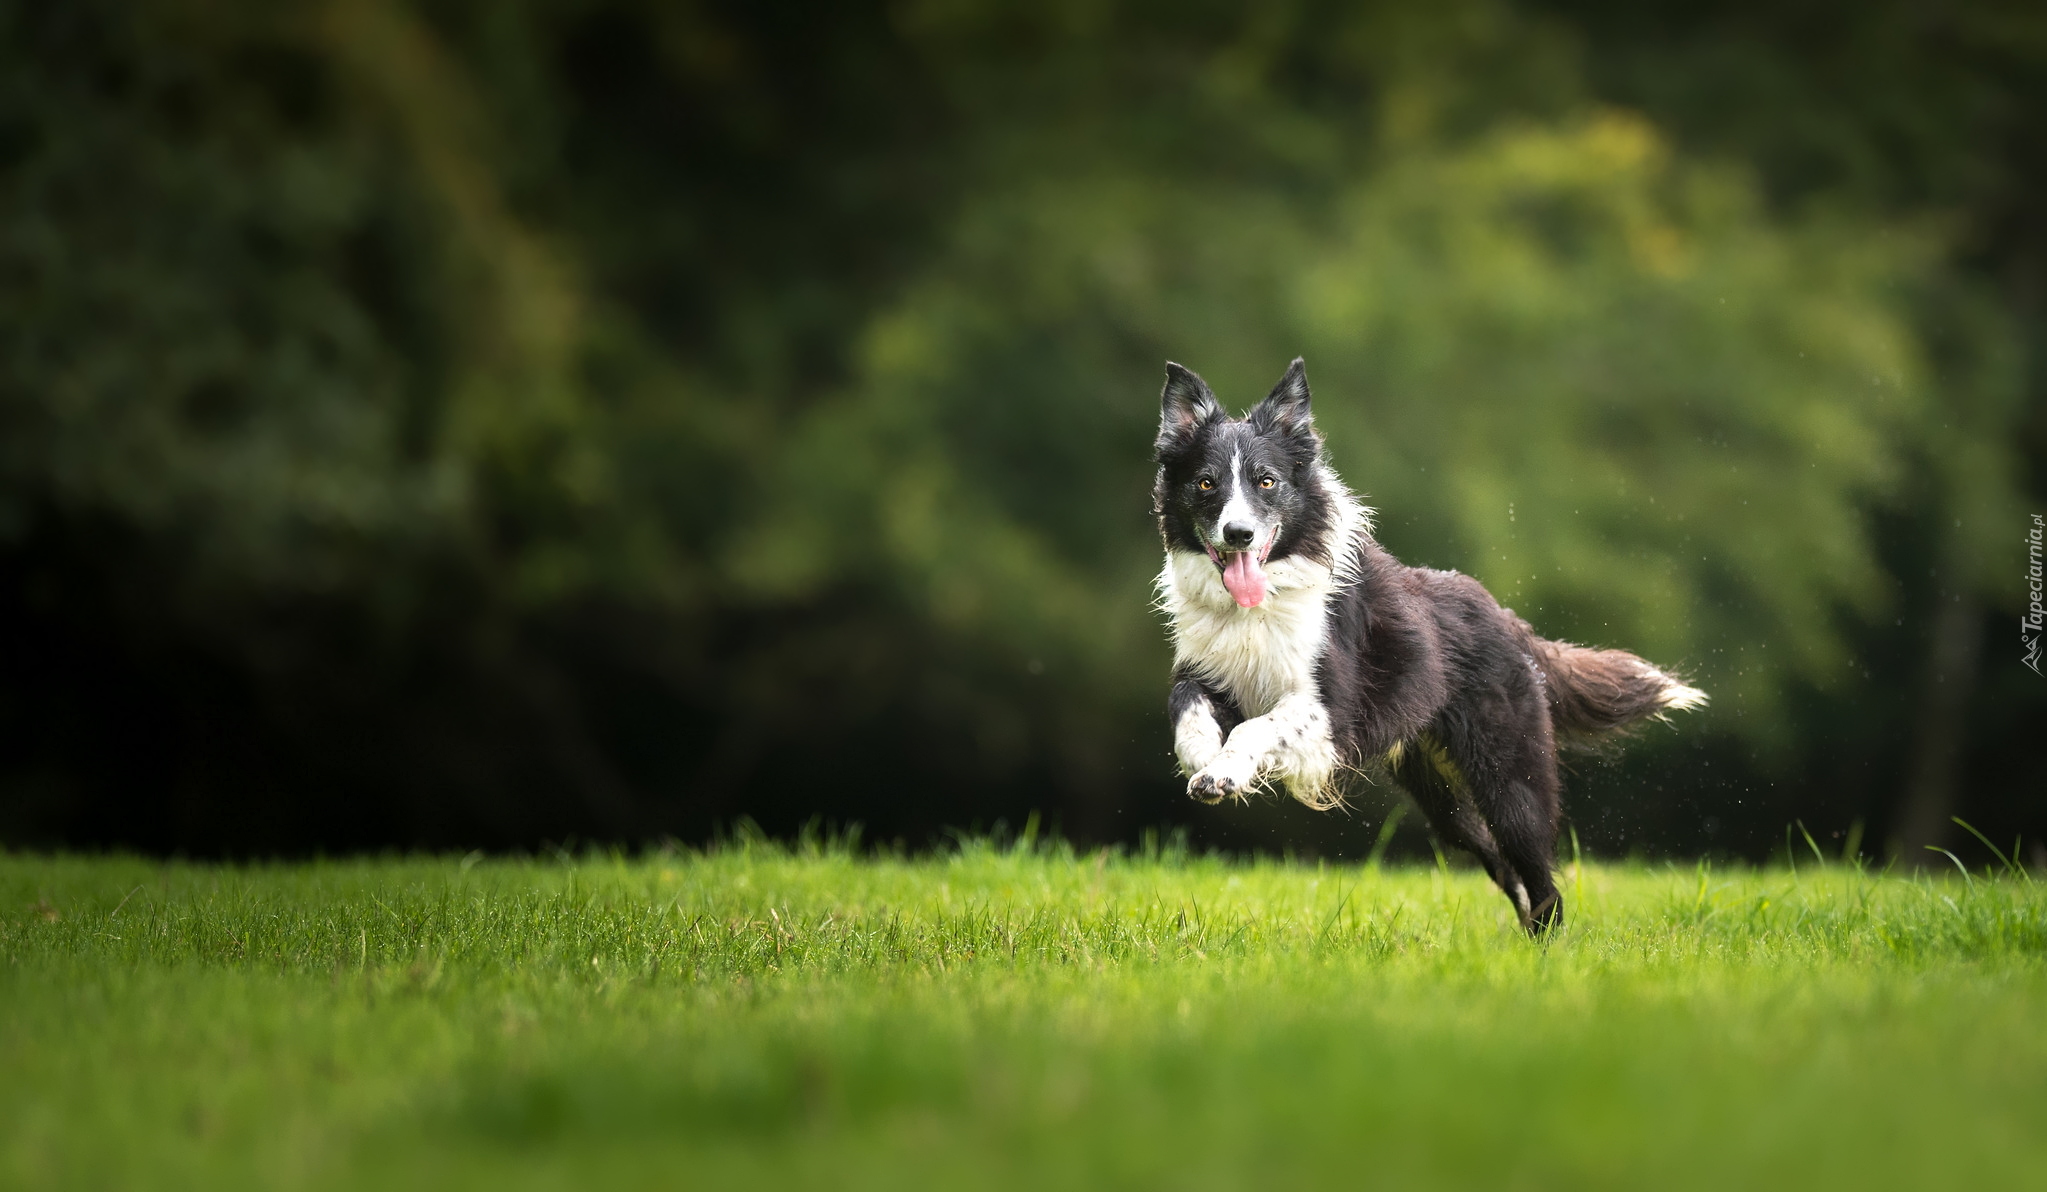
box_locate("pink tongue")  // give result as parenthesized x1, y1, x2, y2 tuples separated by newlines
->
(1221, 551, 1267, 608)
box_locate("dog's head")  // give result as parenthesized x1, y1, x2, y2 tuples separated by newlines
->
(1152, 358, 1331, 609)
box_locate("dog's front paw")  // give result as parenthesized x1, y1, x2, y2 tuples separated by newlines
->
(1176, 739, 1222, 780)
(1187, 753, 1258, 804)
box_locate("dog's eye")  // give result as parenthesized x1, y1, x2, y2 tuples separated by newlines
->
(1259, 475, 1276, 489)
(1197, 477, 1214, 491)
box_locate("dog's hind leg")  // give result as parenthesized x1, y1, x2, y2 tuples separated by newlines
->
(1437, 700, 1565, 936)
(1389, 736, 1530, 921)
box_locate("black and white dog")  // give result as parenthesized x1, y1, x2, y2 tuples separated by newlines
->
(1154, 358, 1704, 935)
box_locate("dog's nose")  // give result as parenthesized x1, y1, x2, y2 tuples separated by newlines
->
(1221, 522, 1256, 550)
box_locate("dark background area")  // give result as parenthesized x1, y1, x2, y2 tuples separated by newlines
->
(2, 0, 2042, 863)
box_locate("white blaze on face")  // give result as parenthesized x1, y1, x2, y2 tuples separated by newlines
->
(1211, 448, 1272, 608)
(1216, 449, 1256, 545)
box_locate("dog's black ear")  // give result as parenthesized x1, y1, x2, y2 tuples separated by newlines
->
(1158, 362, 1222, 447)
(1250, 357, 1313, 438)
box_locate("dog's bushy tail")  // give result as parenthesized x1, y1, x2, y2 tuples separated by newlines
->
(1532, 637, 1706, 745)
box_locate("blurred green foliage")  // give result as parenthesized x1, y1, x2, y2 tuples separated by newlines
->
(0, 0, 2040, 850)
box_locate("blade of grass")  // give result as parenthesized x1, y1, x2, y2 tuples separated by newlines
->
(1365, 804, 1407, 870)
(1842, 819, 1865, 869)
(1951, 817, 2028, 881)
(1797, 821, 1827, 867)
(1925, 846, 1974, 886)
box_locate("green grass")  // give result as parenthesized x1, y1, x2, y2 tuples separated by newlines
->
(4, 840, 2044, 1190)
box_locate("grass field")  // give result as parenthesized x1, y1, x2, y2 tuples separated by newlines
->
(4, 837, 2044, 1190)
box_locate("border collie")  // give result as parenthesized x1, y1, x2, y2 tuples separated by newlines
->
(1154, 358, 1705, 935)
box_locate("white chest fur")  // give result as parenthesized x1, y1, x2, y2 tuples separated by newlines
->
(1158, 549, 1334, 715)
(1157, 471, 1367, 717)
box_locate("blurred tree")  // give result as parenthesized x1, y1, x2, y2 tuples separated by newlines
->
(0, 0, 2038, 856)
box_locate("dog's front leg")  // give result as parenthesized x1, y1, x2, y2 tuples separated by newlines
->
(1169, 675, 1237, 778)
(1188, 691, 1337, 806)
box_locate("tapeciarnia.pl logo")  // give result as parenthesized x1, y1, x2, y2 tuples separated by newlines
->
(2027, 514, 2044, 675)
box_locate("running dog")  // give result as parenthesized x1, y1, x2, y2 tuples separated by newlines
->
(1154, 358, 1705, 935)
